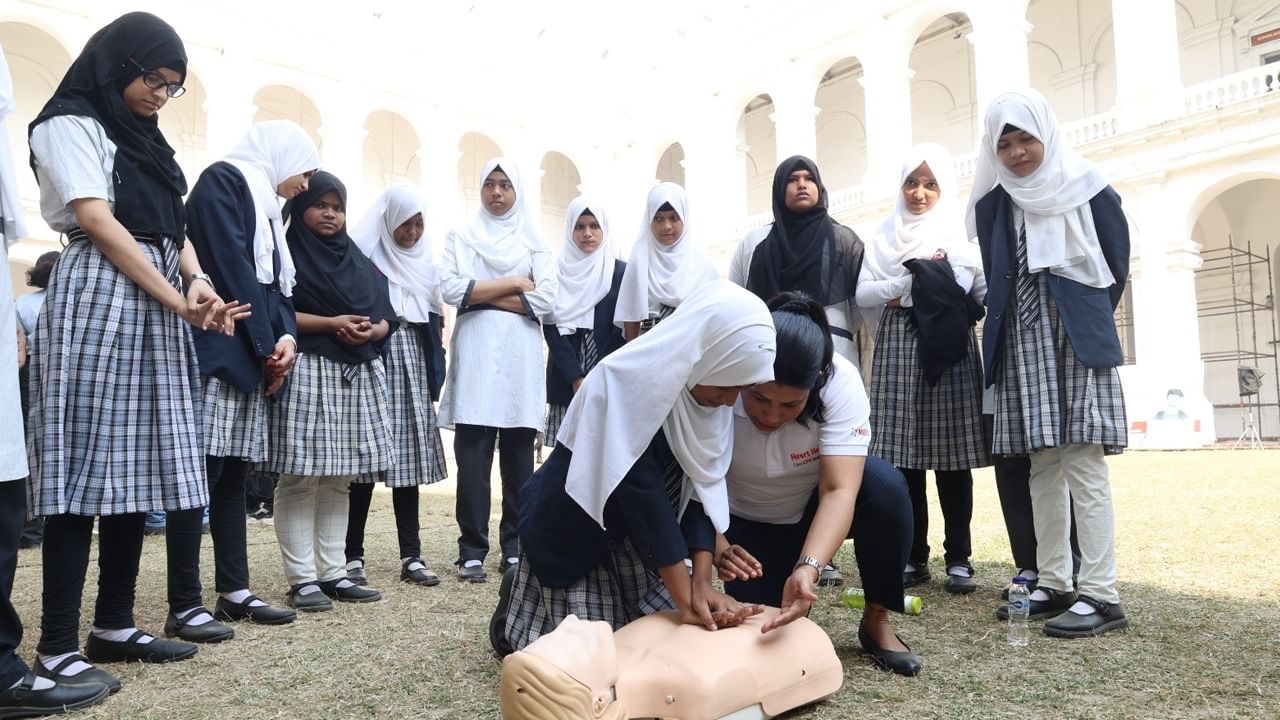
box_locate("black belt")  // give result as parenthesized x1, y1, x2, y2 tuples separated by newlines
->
(66, 227, 166, 247)
(829, 325, 854, 342)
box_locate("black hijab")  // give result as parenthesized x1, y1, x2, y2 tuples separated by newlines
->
(29, 12, 188, 242)
(285, 171, 396, 366)
(746, 155, 863, 306)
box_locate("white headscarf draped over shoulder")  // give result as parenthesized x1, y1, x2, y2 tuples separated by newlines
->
(351, 185, 440, 321)
(559, 280, 776, 534)
(223, 120, 320, 297)
(614, 182, 717, 325)
(0, 45, 27, 244)
(448, 157, 546, 280)
(549, 196, 617, 335)
(865, 143, 982, 282)
(964, 89, 1114, 288)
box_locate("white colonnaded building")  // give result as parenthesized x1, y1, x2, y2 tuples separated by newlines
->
(3, 0, 1278, 448)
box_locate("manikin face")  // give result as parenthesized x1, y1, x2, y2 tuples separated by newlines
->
(276, 169, 317, 200)
(689, 384, 741, 408)
(783, 168, 819, 213)
(741, 382, 811, 433)
(901, 162, 940, 215)
(572, 212, 604, 253)
(303, 190, 345, 238)
(394, 212, 425, 249)
(121, 66, 182, 118)
(482, 169, 516, 216)
(996, 127, 1045, 177)
(651, 209, 684, 246)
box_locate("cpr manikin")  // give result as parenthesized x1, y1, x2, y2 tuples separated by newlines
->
(500, 610, 842, 719)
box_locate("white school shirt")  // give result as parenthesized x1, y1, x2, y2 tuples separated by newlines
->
(725, 353, 870, 525)
(0, 227, 26, 481)
(29, 116, 116, 232)
(729, 225, 863, 371)
(15, 290, 44, 337)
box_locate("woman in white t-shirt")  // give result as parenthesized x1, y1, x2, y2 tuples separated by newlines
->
(718, 292, 920, 676)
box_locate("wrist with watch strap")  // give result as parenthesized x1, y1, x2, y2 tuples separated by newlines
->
(793, 555, 823, 579)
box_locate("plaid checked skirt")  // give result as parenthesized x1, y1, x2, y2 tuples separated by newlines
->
(992, 271, 1127, 456)
(869, 307, 990, 471)
(352, 329, 446, 487)
(27, 232, 208, 516)
(543, 404, 567, 448)
(262, 352, 394, 477)
(504, 539, 674, 652)
(202, 375, 268, 462)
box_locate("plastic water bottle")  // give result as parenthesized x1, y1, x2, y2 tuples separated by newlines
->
(1007, 576, 1030, 646)
(838, 587, 923, 615)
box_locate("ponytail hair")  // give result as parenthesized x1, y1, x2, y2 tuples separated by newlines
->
(767, 291, 834, 426)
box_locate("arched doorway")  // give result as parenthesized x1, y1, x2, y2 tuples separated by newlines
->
(738, 93, 775, 215)
(540, 151, 581, 250)
(814, 56, 867, 194)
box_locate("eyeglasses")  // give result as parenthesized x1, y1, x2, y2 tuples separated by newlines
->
(128, 58, 186, 98)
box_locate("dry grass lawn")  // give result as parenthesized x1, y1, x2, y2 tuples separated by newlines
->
(9, 449, 1280, 719)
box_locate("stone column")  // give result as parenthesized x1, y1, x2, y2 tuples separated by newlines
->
(858, 54, 914, 195)
(966, 11, 1031, 122)
(1111, 0, 1182, 127)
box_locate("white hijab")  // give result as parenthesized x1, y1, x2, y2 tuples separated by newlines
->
(559, 280, 776, 534)
(450, 157, 545, 279)
(964, 89, 1114, 288)
(614, 182, 717, 324)
(351, 185, 441, 321)
(223, 120, 320, 297)
(549, 196, 616, 334)
(0, 45, 28, 244)
(864, 143, 982, 282)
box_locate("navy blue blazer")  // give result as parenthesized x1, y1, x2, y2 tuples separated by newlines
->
(543, 260, 627, 407)
(519, 429, 716, 589)
(187, 162, 298, 395)
(975, 185, 1130, 387)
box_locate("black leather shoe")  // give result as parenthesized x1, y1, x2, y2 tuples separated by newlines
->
(943, 565, 977, 595)
(857, 622, 922, 677)
(457, 562, 487, 583)
(84, 631, 198, 664)
(902, 565, 931, 589)
(1043, 595, 1129, 638)
(163, 609, 235, 644)
(34, 654, 121, 695)
(1000, 573, 1039, 600)
(401, 558, 441, 587)
(0, 671, 110, 718)
(318, 579, 382, 603)
(286, 584, 334, 613)
(996, 586, 1076, 621)
(489, 564, 518, 659)
(345, 558, 368, 586)
(214, 595, 297, 625)
(817, 562, 845, 587)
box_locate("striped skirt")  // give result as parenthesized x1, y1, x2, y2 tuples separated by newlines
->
(544, 404, 568, 448)
(869, 307, 990, 471)
(992, 272, 1127, 456)
(353, 328, 447, 488)
(261, 352, 394, 477)
(504, 539, 674, 652)
(202, 375, 268, 462)
(27, 232, 207, 517)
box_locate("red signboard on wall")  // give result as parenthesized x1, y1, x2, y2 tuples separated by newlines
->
(1251, 27, 1280, 46)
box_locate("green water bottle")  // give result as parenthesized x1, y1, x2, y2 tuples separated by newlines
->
(838, 587, 923, 615)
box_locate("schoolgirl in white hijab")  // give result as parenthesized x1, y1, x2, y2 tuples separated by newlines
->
(548, 195, 616, 334)
(223, 119, 320, 296)
(352, 185, 442, 319)
(964, 89, 1112, 288)
(437, 157, 558, 580)
(613, 182, 717, 337)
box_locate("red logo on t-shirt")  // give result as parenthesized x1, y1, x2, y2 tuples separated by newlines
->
(789, 447, 820, 467)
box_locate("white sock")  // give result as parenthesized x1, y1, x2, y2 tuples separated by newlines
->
(1029, 588, 1051, 602)
(1068, 600, 1098, 616)
(175, 606, 212, 626)
(334, 578, 356, 589)
(8, 675, 55, 690)
(345, 559, 363, 571)
(947, 566, 972, 578)
(295, 583, 322, 596)
(462, 560, 482, 569)
(220, 588, 265, 607)
(903, 562, 917, 573)
(505, 557, 518, 566)
(1019, 569, 1039, 581)
(91, 627, 153, 644)
(38, 652, 90, 677)
(402, 558, 426, 572)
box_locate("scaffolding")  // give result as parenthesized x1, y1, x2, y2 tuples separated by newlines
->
(1195, 237, 1279, 445)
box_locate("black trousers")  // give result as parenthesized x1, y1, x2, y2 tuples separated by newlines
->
(724, 456, 913, 612)
(903, 468, 973, 568)
(0, 481, 30, 687)
(167, 456, 251, 613)
(347, 483, 421, 561)
(994, 454, 1081, 574)
(454, 424, 535, 563)
(38, 513, 144, 655)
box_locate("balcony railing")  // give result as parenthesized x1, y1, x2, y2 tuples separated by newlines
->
(1184, 62, 1280, 115)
